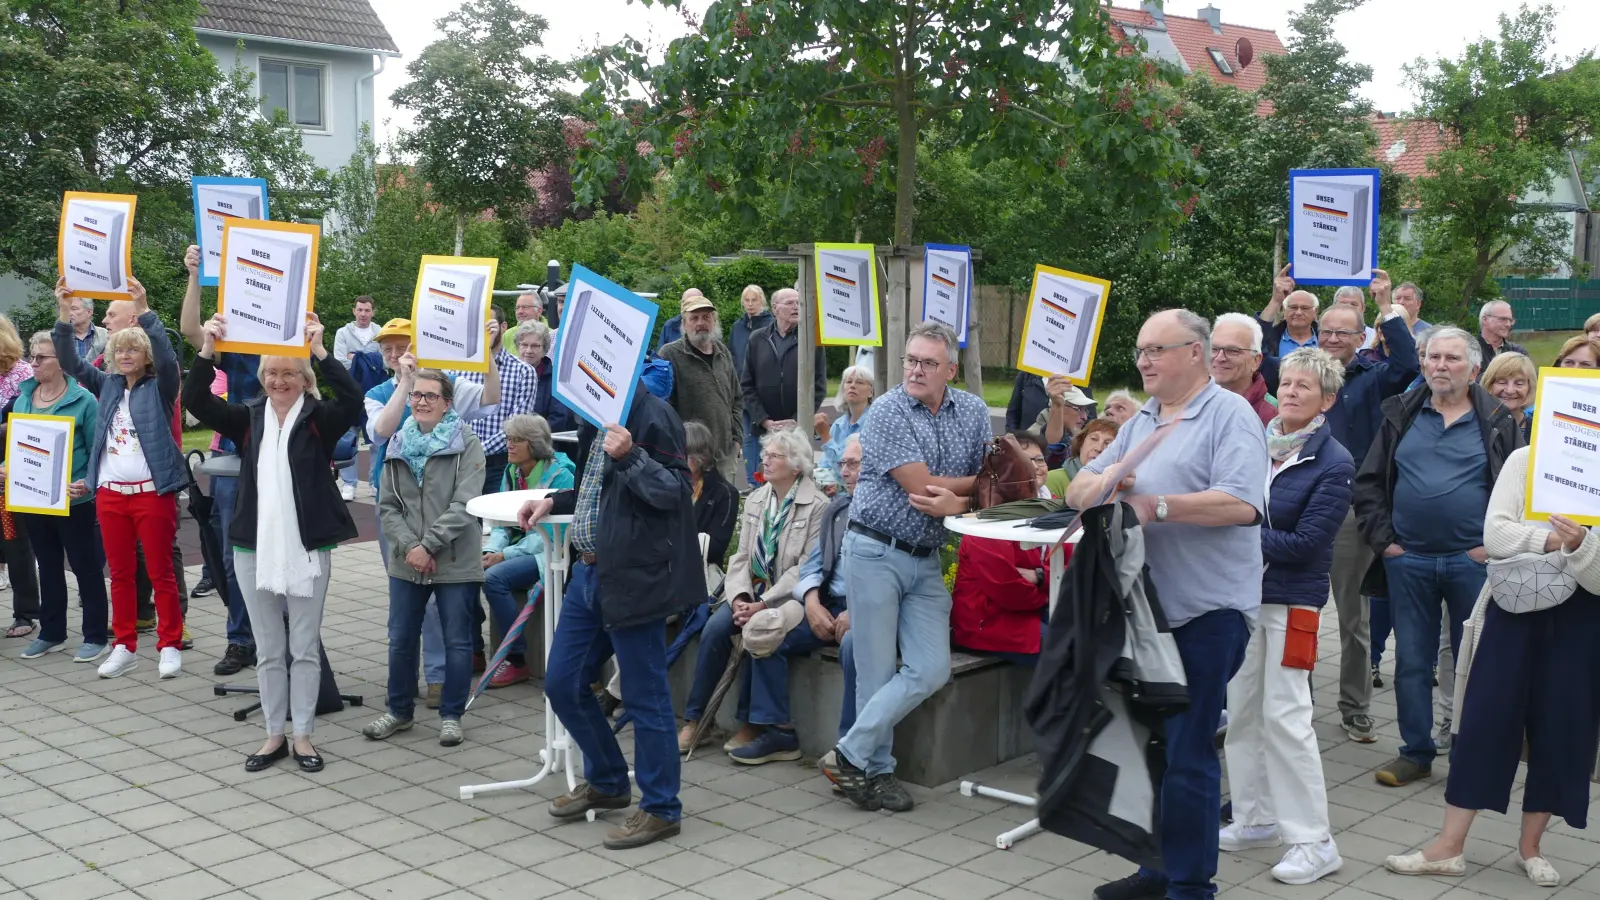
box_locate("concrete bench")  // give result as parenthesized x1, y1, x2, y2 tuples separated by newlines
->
(666, 632, 1033, 788)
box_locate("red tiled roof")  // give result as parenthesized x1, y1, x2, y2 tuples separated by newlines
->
(1106, 5, 1286, 94)
(1371, 113, 1452, 182)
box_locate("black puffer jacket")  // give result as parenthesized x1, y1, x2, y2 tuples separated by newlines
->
(182, 353, 363, 551)
(740, 324, 825, 437)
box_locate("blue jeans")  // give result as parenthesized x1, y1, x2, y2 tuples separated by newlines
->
(1370, 596, 1392, 667)
(334, 427, 360, 486)
(838, 628, 858, 740)
(685, 600, 838, 727)
(482, 554, 540, 660)
(210, 471, 254, 648)
(1385, 550, 1486, 766)
(1138, 609, 1250, 900)
(385, 578, 478, 720)
(742, 411, 760, 483)
(545, 562, 680, 821)
(838, 530, 950, 777)
(375, 504, 445, 683)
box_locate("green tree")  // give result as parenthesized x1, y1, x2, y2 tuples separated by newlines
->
(573, 0, 1200, 247)
(391, 0, 570, 254)
(0, 0, 327, 322)
(1404, 3, 1600, 311)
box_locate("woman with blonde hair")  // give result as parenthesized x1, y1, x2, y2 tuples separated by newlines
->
(0, 315, 43, 641)
(53, 276, 184, 680)
(184, 312, 362, 771)
(1481, 352, 1536, 441)
(814, 365, 874, 479)
(1555, 334, 1599, 369)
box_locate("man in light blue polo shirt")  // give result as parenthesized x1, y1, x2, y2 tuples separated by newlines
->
(1067, 309, 1269, 900)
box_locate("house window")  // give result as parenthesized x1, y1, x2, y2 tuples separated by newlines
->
(259, 60, 326, 129)
(1207, 48, 1235, 76)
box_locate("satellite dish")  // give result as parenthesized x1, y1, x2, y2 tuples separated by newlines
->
(1236, 37, 1254, 70)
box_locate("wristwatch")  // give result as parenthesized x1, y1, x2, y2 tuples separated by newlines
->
(1155, 495, 1169, 522)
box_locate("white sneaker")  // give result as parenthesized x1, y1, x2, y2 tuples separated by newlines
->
(98, 645, 138, 678)
(1219, 822, 1282, 851)
(340, 482, 355, 501)
(1273, 840, 1343, 885)
(158, 647, 183, 679)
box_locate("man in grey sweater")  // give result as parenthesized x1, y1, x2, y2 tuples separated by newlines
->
(659, 295, 744, 483)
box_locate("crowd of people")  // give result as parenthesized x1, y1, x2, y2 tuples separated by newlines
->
(7, 247, 1600, 873)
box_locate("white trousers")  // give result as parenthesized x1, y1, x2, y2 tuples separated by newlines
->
(1224, 604, 1331, 844)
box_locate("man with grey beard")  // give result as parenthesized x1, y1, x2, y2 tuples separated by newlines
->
(660, 293, 744, 482)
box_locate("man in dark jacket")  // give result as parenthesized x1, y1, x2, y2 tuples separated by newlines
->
(518, 385, 702, 850)
(660, 296, 743, 482)
(1353, 327, 1522, 789)
(1004, 371, 1050, 433)
(741, 288, 825, 444)
(1254, 266, 1319, 359)
(732, 287, 775, 482)
(1475, 300, 1527, 372)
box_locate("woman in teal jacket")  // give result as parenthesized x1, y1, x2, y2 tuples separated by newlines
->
(480, 414, 574, 687)
(8, 331, 109, 662)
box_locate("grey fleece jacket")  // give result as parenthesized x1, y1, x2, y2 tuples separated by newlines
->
(378, 423, 487, 584)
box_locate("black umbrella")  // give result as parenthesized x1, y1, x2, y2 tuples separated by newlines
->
(184, 450, 232, 611)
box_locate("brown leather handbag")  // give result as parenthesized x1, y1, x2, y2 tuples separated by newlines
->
(974, 434, 1041, 509)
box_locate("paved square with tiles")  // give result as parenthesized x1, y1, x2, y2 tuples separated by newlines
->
(3, 537, 1599, 900)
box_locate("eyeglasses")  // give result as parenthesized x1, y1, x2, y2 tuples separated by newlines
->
(1132, 340, 1198, 363)
(1211, 346, 1258, 360)
(1484, 313, 1515, 324)
(838, 459, 862, 471)
(901, 356, 945, 372)
(1026, 455, 1047, 465)
(28, 354, 55, 363)
(408, 391, 444, 403)
(1317, 328, 1364, 340)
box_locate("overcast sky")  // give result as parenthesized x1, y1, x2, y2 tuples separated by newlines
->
(366, 0, 1600, 144)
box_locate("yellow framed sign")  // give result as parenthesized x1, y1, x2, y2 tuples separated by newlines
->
(1524, 367, 1600, 526)
(58, 191, 138, 301)
(1015, 264, 1112, 387)
(409, 255, 499, 374)
(215, 219, 320, 358)
(813, 243, 882, 347)
(4, 413, 76, 516)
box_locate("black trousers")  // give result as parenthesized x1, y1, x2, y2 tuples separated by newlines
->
(2, 526, 40, 624)
(23, 503, 108, 645)
(1446, 590, 1600, 827)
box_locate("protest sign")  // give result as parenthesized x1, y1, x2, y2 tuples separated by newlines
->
(814, 243, 881, 346)
(1015, 265, 1111, 386)
(58, 192, 137, 300)
(191, 177, 270, 287)
(552, 264, 659, 429)
(921, 244, 972, 347)
(1525, 367, 1600, 526)
(410, 255, 498, 374)
(1288, 168, 1380, 286)
(216, 219, 320, 357)
(5, 414, 75, 516)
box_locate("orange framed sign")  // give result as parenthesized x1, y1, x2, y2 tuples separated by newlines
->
(58, 192, 138, 300)
(215, 219, 320, 358)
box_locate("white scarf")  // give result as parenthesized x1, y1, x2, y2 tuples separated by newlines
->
(256, 393, 323, 596)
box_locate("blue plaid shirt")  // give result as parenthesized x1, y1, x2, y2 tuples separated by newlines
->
(456, 350, 537, 454)
(570, 430, 609, 556)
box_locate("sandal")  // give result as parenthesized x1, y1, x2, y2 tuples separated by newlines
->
(5, 620, 34, 639)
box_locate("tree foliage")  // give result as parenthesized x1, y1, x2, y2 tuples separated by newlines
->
(391, 0, 571, 250)
(572, 0, 1201, 246)
(1404, 3, 1600, 310)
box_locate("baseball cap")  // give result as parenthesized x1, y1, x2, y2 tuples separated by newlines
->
(1058, 385, 1096, 407)
(742, 601, 805, 658)
(681, 295, 716, 314)
(375, 318, 413, 343)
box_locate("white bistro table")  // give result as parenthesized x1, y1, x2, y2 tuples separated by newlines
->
(944, 512, 1080, 850)
(457, 490, 586, 805)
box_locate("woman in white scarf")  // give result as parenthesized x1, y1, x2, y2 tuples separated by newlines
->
(183, 312, 364, 774)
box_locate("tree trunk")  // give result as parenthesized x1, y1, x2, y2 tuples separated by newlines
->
(892, 1, 917, 247)
(453, 213, 465, 256)
(1461, 244, 1494, 309)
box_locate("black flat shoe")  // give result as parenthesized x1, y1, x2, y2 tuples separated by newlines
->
(292, 747, 324, 773)
(245, 742, 289, 772)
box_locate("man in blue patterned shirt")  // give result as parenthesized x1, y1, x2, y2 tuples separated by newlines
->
(457, 307, 538, 493)
(820, 321, 991, 812)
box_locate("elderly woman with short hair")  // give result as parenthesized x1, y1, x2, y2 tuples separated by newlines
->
(684, 420, 738, 566)
(518, 322, 572, 432)
(1481, 352, 1536, 441)
(1221, 348, 1354, 886)
(814, 365, 874, 479)
(678, 427, 827, 763)
(185, 312, 362, 771)
(480, 414, 576, 688)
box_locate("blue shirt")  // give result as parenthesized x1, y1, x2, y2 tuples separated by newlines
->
(819, 405, 869, 477)
(1278, 330, 1317, 358)
(1392, 400, 1490, 554)
(850, 384, 991, 548)
(1084, 381, 1269, 627)
(795, 521, 849, 606)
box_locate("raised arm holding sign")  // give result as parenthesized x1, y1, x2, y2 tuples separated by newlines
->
(551, 264, 659, 430)
(216, 219, 320, 358)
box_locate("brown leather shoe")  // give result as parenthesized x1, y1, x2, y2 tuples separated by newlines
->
(603, 809, 680, 849)
(548, 783, 632, 820)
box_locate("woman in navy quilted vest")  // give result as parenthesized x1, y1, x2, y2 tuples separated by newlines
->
(1219, 348, 1354, 886)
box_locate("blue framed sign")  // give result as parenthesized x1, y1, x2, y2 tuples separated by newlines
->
(191, 176, 271, 287)
(921, 243, 973, 347)
(1287, 168, 1380, 287)
(553, 264, 660, 430)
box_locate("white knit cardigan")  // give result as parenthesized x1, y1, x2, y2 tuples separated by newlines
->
(1451, 446, 1600, 733)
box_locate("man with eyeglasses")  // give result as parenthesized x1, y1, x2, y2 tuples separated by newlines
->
(1255, 266, 1319, 358)
(1307, 271, 1420, 746)
(741, 288, 825, 448)
(1210, 314, 1275, 425)
(818, 321, 989, 814)
(1067, 309, 1268, 900)
(1475, 301, 1526, 373)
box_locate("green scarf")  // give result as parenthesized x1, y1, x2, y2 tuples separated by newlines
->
(1266, 413, 1324, 463)
(750, 481, 798, 587)
(396, 410, 461, 484)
